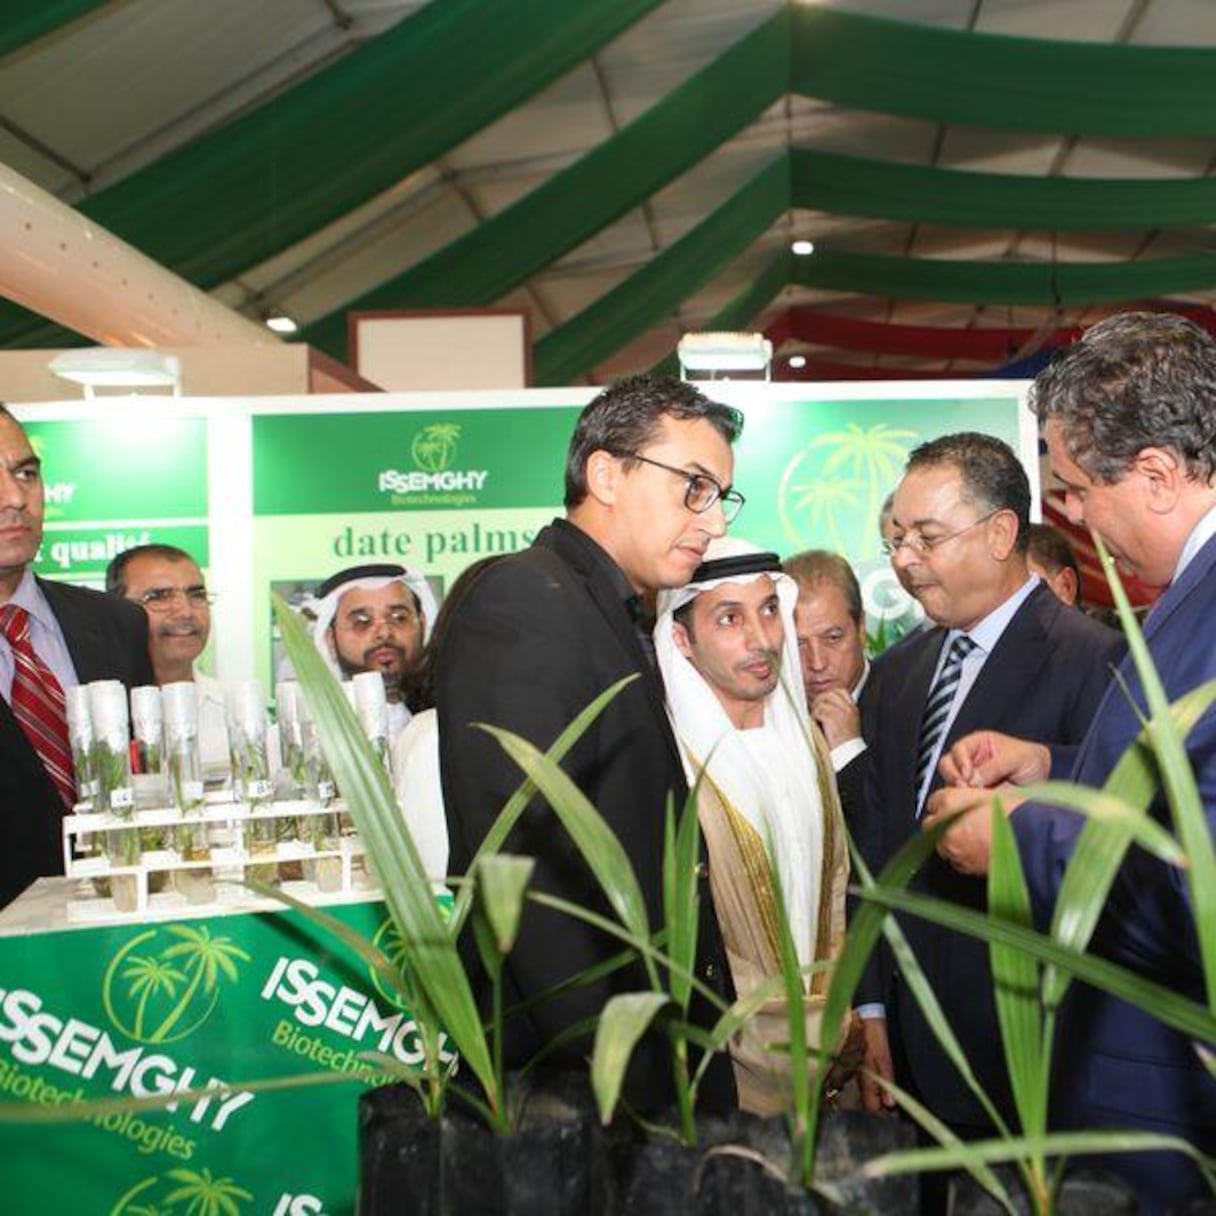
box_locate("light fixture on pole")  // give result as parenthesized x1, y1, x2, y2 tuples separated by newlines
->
(677, 332, 772, 383)
(48, 349, 182, 398)
(265, 313, 298, 335)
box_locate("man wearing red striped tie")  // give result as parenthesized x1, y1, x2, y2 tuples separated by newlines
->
(0, 405, 153, 910)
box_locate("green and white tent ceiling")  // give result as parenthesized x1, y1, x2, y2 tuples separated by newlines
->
(2, 0, 1214, 382)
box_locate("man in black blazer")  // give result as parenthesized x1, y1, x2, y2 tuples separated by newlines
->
(437, 375, 744, 1111)
(1, 405, 153, 909)
(862, 433, 1122, 1148)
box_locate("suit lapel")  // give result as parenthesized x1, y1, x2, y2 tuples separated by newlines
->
(1071, 532, 1216, 781)
(540, 522, 685, 777)
(1141, 531, 1216, 646)
(948, 586, 1052, 744)
(37, 577, 105, 684)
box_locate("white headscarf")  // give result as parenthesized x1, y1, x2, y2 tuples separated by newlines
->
(656, 537, 825, 967)
(304, 563, 439, 686)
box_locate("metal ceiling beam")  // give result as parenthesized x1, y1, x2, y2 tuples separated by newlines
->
(0, 162, 271, 346)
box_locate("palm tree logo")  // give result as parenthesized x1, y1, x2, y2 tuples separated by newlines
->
(111, 1167, 253, 1215)
(810, 422, 917, 556)
(778, 423, 917, 555)
(410, 423, 461, 473)
(119, 952, 188, 1041)
(370, 917, 414, 1012)
(103, 925, 251, 1045)
(779, 469, 863, 554)
(161, 1168, 253, 1215)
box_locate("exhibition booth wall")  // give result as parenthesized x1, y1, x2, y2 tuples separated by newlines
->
(12, 378, 1035, 692)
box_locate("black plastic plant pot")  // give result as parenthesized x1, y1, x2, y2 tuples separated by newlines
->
(358, 1071, 620, 1216)
(358, 1084, 441, 1215)
(617, 1109, 917, 1215)
(948, 1166, 1139, 1215)
(814, 1109, 920, 1214)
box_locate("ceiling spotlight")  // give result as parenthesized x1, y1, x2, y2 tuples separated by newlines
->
(788, 354, 807, 369)
(791, 239, 815, 256)
(266, 313, 298, 335)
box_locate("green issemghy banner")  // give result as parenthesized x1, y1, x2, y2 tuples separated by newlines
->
(14, 382, 1034, 692)
(0, 895, 444, 1215)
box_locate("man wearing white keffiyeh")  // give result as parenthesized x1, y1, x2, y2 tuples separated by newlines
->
(305, 562, 438, 741)
(655, 536, 857, 1114)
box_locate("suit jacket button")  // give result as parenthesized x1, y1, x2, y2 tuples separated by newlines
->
(694, 862, 708, 880)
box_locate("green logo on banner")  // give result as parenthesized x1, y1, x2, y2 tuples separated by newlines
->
(103, 925, 251, 1045)
(410, 423, 461, 473)
(379, 421, 490, 505)
(368, 919, 411, 1012)
(778, 423, 918, 559)
(111, 1167, 254, 1215)
(253, 408, 575, 514)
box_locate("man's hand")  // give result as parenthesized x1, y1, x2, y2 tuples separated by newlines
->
(823, 1009, 867, 1094)
(810, 688, 862, 749)
(939, 730, 1051, 789)
(858, 1015, 896, 1113)
(921, 785, 1026, 875)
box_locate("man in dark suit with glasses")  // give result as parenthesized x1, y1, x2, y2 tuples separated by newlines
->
(437, 374, 744, 1113)
(858, 432, 1120, 1179)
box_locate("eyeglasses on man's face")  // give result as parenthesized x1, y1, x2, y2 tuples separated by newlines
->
(137, 586, 214, 612)
(334, 606, 420, 636)
(621, 452, 745, 524)
(881, 508, 1001, 557)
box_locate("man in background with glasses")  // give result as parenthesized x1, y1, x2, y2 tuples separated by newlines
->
(437, 374, 743, 1115)
(306, 563, 437, 742)
(857, 433, 1120, 1175)
(1, 406, 153, 909)
(106, 543, 229, 784)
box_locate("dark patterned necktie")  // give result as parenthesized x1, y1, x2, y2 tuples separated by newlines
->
(914, 634, 977, 809)
(1, 605, 76, 809)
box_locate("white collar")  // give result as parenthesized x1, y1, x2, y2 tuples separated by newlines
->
(1172, 501, 1216, 583)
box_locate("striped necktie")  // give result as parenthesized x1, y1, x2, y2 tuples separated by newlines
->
(914, 634, 977, 808)
(1, 605, 76, 809)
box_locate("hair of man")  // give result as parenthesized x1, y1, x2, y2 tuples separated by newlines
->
(782, 549, 863, 625)
(406, 555, 506, 713)
(564, 373, 743, 509)
(670, 596, 696, 642)
(105, 543, 200, 597)
(1029, 311, 1216, 485)
(878, 490, 897, 539)
(904, 431, 1031, 553)
(1025, 522, 1081, 585)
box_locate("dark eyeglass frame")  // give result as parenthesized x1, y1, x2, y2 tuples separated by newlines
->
(619, 452, 745, 523)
